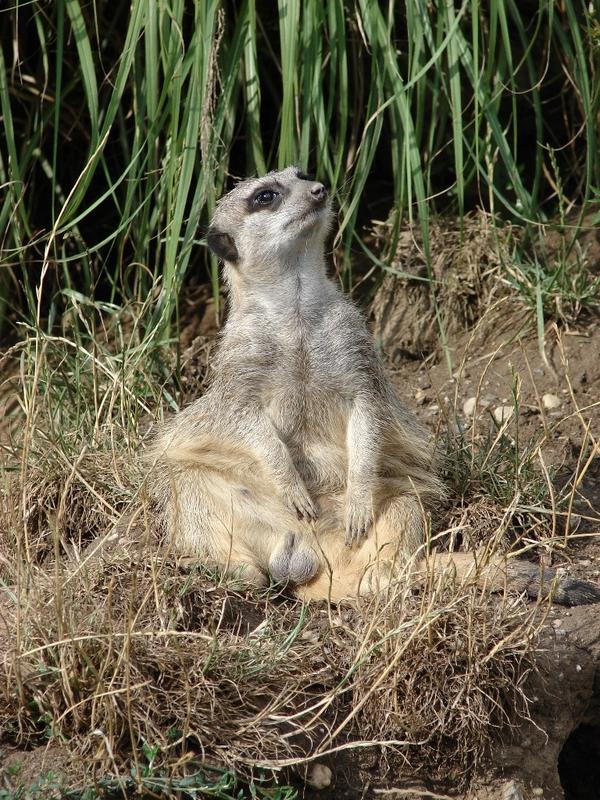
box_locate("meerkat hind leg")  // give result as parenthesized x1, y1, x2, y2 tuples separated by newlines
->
(295, 493, 426, 601)
(295, 490, 600, 606)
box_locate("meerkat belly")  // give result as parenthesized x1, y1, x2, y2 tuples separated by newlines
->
(292, 437, 348, 493)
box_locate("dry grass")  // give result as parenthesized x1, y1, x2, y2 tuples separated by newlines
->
(0, 294, 590, 797)
(0, 425, 541, 794)
(0, 512, 540, 793)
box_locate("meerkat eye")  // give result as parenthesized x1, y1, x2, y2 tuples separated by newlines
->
(253, 189, 279, 207)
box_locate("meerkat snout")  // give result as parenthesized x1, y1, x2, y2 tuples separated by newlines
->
(310, 182, 327, 203)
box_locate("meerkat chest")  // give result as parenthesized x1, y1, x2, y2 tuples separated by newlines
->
(262, 325, 354, 437)
(231, 298, 364, 436)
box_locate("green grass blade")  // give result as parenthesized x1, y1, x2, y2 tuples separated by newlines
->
(243, 0, 266, 174)
(278, 0, 300, 167)
(65, 0, 99, 146)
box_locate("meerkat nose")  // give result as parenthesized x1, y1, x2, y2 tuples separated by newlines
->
(310, 182, 327, 203)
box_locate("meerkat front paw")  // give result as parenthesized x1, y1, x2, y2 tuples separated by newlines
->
(345, 496, 374, 547)
(284, 479, 319, 522)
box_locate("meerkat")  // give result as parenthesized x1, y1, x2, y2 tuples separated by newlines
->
(148, 167, 599, 606)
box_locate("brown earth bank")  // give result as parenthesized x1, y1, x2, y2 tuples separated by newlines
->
(360, 219, 600, 799)
(289, 310, 600, 797)
(296, 606, 600, 800)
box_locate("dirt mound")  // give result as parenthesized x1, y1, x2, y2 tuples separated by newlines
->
(371, 212, 510, 360)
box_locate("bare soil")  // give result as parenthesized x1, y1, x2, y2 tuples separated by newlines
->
(396, 313, 600, 562)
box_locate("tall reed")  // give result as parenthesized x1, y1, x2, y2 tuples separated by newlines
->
(0, 1, 597, 336)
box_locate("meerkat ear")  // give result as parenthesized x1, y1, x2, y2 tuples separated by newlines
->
(206, 228, 239, 263)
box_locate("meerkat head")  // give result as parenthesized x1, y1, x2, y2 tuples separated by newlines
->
(206, 166, 333, 268)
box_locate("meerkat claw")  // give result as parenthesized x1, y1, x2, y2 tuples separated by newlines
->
(287, 483, 319, 522)
(345, 506, 373, 547)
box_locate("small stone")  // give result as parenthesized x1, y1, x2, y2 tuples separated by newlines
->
(463, 397, 477, 416)
(552, 619, 563, 628)
(414, 388, 427, 405)
(502, 780, 525, 800)
(532, 789, 544, 797)
(494, 405, 514, 424)
(542, 393, 561, 410)
(576, 664, 582, 672)
(305, 763, 332, 790)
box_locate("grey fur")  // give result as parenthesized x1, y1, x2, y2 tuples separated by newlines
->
(148, 167, 443, 597)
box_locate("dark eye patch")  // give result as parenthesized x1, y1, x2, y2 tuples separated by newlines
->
(246, 184, 283, 212)
(254, 189, 278, 206)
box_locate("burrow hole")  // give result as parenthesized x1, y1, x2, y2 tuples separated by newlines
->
(558, 723, 600, 800)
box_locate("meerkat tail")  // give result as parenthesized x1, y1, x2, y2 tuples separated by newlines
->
(416, 552, 600, 606)
(294, 550, 600, 607)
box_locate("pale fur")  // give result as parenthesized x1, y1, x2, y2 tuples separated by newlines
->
(147, 167, 600, 606)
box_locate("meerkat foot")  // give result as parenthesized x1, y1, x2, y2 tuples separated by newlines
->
(269, 532, 320, 585)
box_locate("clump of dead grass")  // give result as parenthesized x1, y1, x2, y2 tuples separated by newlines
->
(1, 522, 541, 792)
(370, 208, 600, 366)
(441, 415, 551, 555)
(0, 454, 136, 571)
(371, 211, 512, 360)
